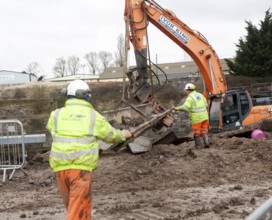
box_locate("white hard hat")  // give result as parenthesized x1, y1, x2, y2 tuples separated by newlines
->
(67, 80, 91, 98)
(184, 83, 196, 91)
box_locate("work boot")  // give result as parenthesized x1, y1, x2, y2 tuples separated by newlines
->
(194, 136, 202, 149)
(202, 133, 210, 148)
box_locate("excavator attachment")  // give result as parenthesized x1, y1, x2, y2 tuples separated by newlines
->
(101, 108, 173, 154)
(126, 68, 152, 103)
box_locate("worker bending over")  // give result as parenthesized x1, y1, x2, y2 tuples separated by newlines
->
(46, 79, 131, 220)
(174, 83, 209, 149)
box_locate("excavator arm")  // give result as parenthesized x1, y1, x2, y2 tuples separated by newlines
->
(124, 0, 227, 101)
(124, 0, 272, 133)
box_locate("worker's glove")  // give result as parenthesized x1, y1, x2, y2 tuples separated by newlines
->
(169, 107, 176, 114)
(170, 107, 179, 113)
(174, 106, 184, 111)
(121, 129, 132, 139)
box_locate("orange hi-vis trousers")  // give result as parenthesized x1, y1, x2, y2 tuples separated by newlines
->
(55, 169, 92, 220)
(191, 120, 209, 137)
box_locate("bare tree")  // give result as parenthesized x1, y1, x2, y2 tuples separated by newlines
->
(98, 51, 113, 72)
(84, 52, 99, 75)
(114, 33, 125, 67)
(25, 62, 43, 77)
(67, 55, 80, 75)
(53, 57, 66, 77)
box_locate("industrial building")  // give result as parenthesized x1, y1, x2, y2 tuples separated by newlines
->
(0, 70, 37, 87)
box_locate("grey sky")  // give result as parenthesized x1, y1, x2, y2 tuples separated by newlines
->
(0, 0, 271, 78)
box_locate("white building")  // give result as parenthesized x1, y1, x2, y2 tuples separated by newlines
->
(0, 70, 37, 86)
(44, 74, 99, 83)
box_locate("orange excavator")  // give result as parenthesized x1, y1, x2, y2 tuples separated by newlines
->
(124, 0, 272, 133)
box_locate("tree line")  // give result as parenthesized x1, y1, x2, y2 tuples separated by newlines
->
(226, 9, 272, 77)
(25, 9, 272, 79)
(25, 34, 125, 78)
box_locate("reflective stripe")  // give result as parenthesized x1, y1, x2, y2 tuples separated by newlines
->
(50, 148, 99, 160)
(193, 105, 206, 110)
(54, 106, 96, 138)
(182, 104, 190, 111)
(116, 130, 121, 140)
(54, 109, 61, 133)
(189, 93, 207, 113)
(89, 109, 96, 135)
(66, 102, 90, 107)
(191, 108, 207, 113)
(188, 95, 197, 108)
(52, 135, 97, 144)
(104, 127, 114, 141)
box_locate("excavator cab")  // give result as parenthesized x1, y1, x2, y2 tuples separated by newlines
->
(221, 91, 252, 130)
(209, 91, 252, 133)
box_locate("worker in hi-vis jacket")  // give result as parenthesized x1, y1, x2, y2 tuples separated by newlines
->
(46, 79, 131, 220)
(174, 83, 209, 149)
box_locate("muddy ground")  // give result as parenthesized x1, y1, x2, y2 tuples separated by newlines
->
(1, 80, 272, 219)
(1, 133, 272, 220)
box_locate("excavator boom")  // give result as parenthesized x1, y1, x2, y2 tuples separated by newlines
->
(124, 0, 272, 133)
(125, 0, 227, 101)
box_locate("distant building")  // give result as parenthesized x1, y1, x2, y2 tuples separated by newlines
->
(1, 59, 231, 86)
(0, 70, 37, 87)
(44, 74, 99, 83)
(99, 59, 230, 82)
(99, 67, 125, 82)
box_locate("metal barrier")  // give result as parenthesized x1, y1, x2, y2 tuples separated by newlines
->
(0, 119, 27, 182)
(246, 197, 272, 220)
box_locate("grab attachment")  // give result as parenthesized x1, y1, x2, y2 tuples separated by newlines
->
(103, 108, 174, 153)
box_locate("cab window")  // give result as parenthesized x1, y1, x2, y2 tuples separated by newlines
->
(224, 94, 238, 112)
(240, 93, 250, 116)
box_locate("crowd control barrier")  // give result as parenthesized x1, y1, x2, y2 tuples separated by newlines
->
(246, 197, 272, 220)
(0, 119, 27, 182)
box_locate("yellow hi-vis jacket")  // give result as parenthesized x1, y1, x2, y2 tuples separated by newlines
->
(46, 98, 125, 172)
(175, 91, 208, 124)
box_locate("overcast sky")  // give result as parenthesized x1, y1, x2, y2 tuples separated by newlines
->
(0, 0, 271, 78)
